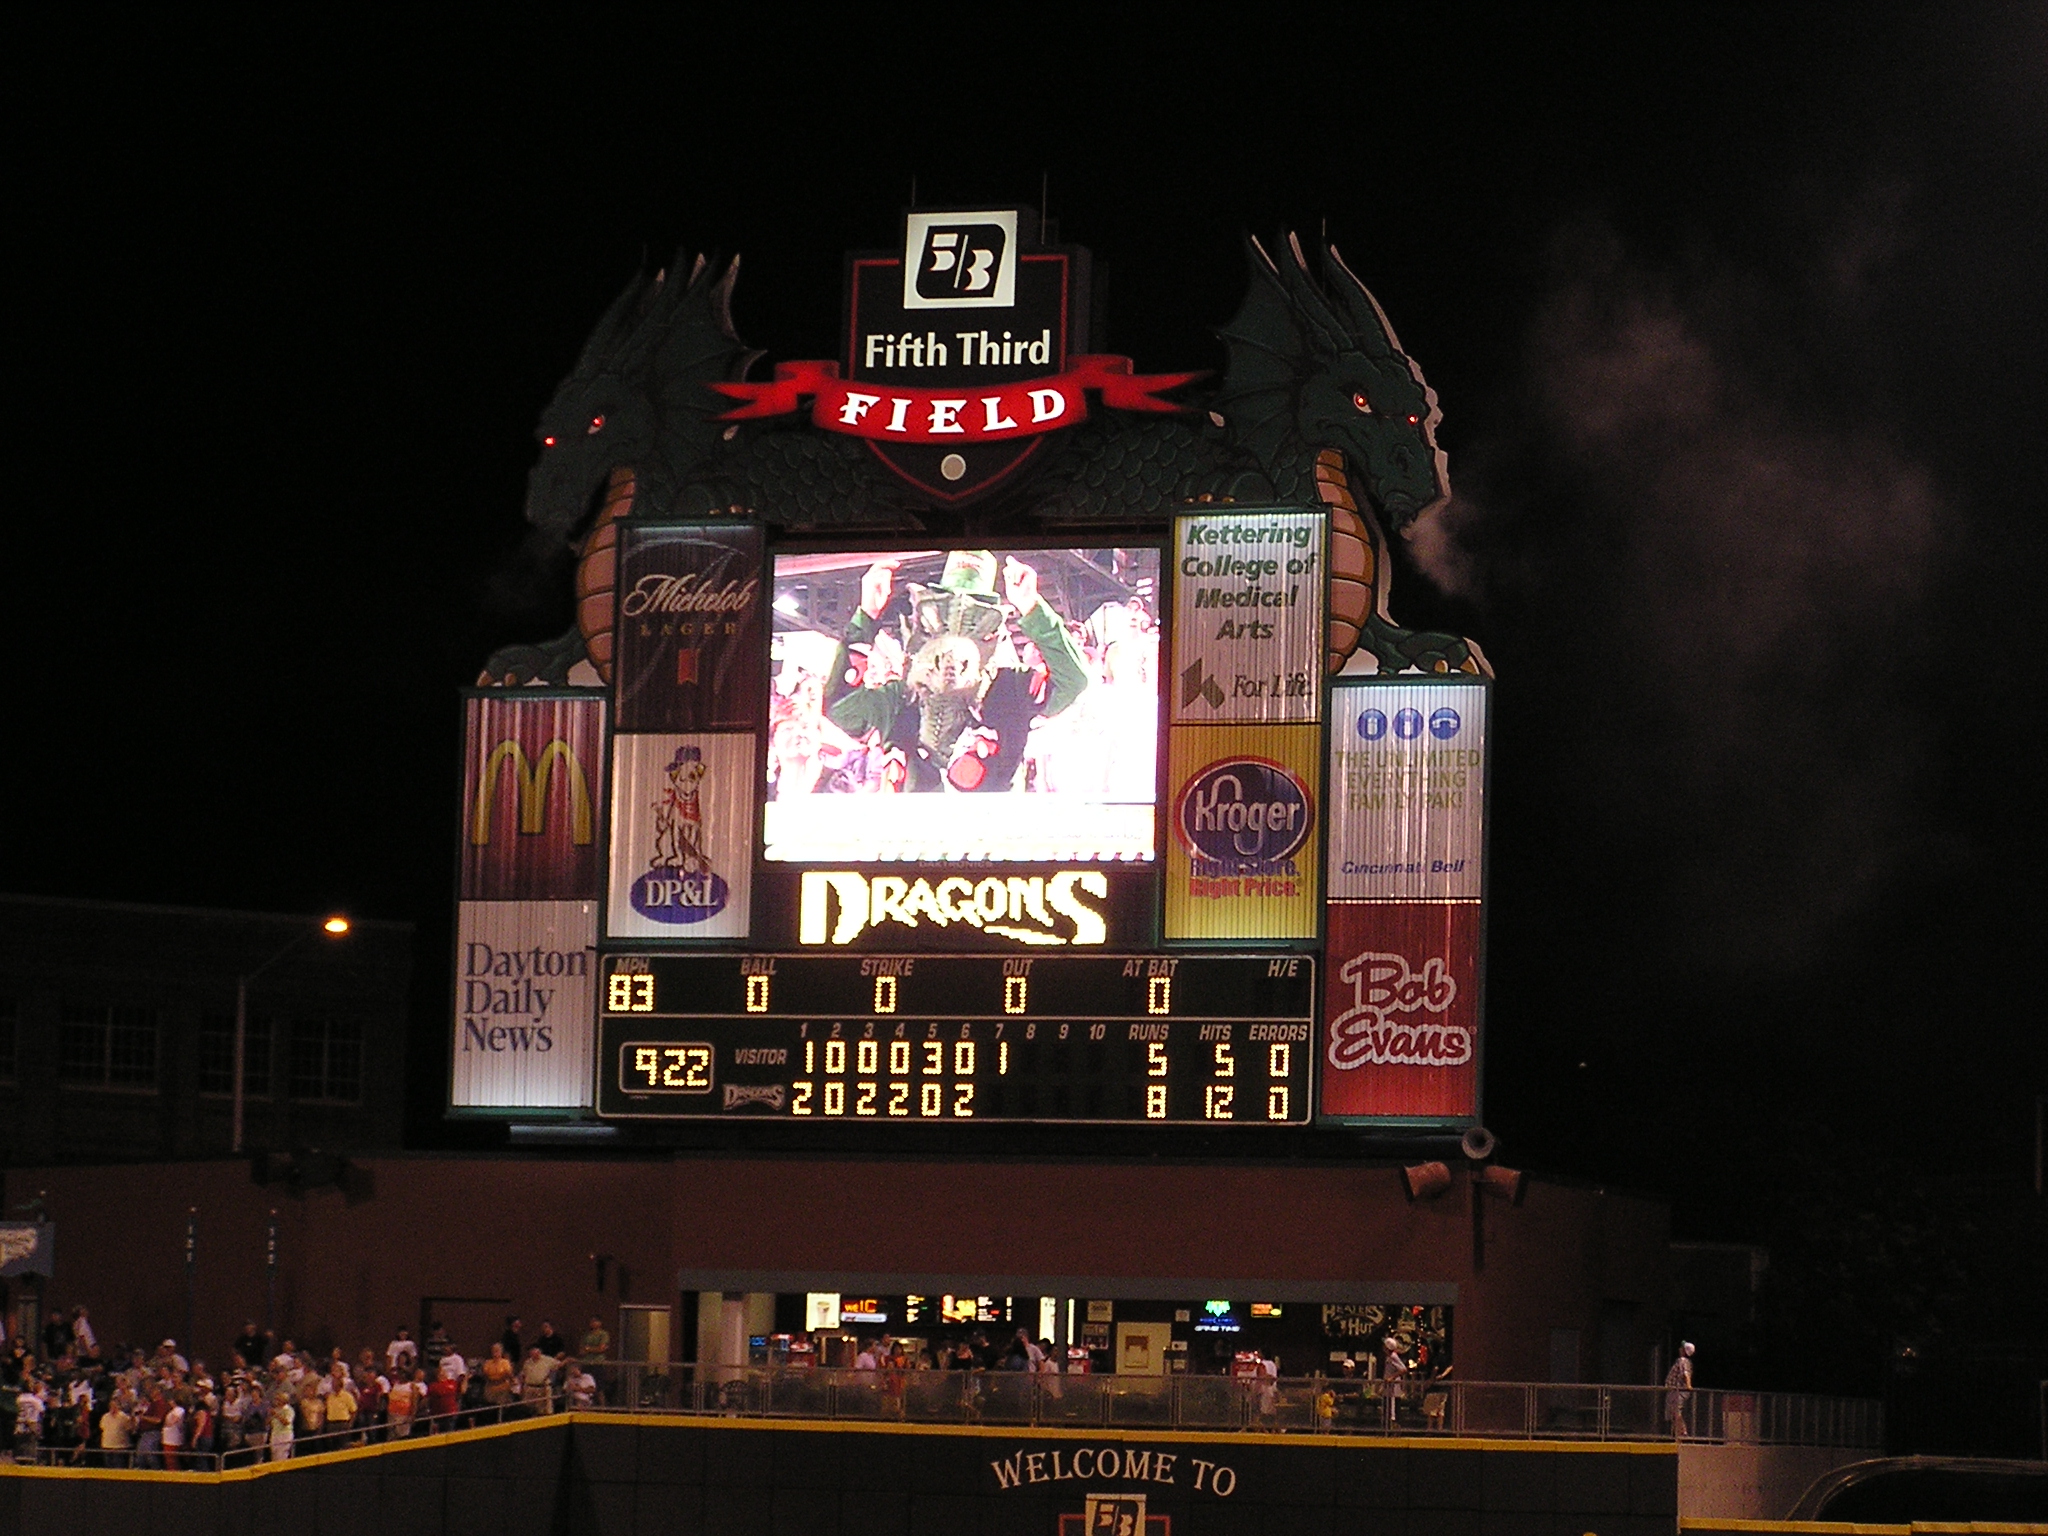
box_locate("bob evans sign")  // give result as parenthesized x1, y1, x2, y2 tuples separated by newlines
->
(989, 1443, 1238, 1499)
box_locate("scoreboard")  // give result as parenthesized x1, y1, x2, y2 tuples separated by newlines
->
(596, 953, 1315, 1125)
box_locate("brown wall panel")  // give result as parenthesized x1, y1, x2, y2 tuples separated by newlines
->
(4, 1157, 1667, 1383)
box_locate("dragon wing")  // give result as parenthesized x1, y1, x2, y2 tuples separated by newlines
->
(630, 251, 765, 510)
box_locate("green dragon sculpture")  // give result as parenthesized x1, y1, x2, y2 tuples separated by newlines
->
(482, 232, 1487, 685)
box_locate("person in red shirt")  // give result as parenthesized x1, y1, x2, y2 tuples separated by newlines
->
(424, 1369, 460, 1431)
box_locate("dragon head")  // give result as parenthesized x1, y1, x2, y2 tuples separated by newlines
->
(525, 252, 758, 544)
(1215, 234, 1449, 526)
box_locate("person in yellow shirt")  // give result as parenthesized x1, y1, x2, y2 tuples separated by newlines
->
(480, 1343, 516, 1412)
(297, 1383, 325, 1448)
(324, 1374, 358, 1445)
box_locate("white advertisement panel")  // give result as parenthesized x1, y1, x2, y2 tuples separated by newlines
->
(452, 899, 596, 1109)
(1170, 508, 1326, 725)
(607, 733, 757, 939)
(1326, 681, 1488, 900)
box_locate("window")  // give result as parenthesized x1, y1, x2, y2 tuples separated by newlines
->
(199, 1012, 272, 1096)
(58, 1002, 158, 1088)
(0, 998, 15, 1080)
(289, 1017, 362, 1103)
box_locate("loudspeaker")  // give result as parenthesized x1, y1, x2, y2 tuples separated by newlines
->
(1403, 1161, 1453, 1201)
(1478, 1165, 1527, 1204)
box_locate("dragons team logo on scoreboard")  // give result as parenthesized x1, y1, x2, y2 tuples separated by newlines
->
(765, 866, 1164, 952)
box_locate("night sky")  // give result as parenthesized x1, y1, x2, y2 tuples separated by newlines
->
(14, 14, 2045, 1385)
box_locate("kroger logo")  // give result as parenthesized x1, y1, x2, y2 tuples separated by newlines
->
(1176, 758, 1314, 865)
(628, 870, 729, 924)
(1355, 705, 1462, 741)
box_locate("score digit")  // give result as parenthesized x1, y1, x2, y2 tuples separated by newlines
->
(1147, 976, 1172, 1015)
(620, 1041, 711, 1094)
(745, 974, 770, 1013)
(607, 973, 655, 1013)
(874, 975, 898, 1014)
(1003, 975, 1027, 1014)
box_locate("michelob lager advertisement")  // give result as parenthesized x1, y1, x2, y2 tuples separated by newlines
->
(1326, 680, 1487, 900)
(612, 522, 764, 733)
(1164, 725, 1321, 940)
(606, 732, 757, 940)
(453, 900, 596, 1109)
(1321, 901, 1481, 1121)
(1170, 508, 1325, 725)
(459, 693, 605, 901)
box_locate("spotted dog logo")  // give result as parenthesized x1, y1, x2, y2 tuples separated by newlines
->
(628, 744, 729, 923)
(1175, 758, 1314, 881)
(904, 210, 1017, 309)
(1327, 948, 1471, 1068)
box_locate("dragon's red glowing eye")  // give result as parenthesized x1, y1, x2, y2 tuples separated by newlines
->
(542, 436, 556, 448)
(1351, 392, 1372, 413)
(587, 414, 606, 434)
(1408, 415, 1420, 425)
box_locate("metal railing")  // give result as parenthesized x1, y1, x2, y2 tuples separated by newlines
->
(575, 1365, 1883, 1448)
(2, 1372, 1882, 1470)
(5, 1399, 550, 1472)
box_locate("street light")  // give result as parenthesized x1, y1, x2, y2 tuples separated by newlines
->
(233, 915, 350, 1153)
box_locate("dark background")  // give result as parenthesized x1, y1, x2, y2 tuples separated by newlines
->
(11, 13, 2044, 1396)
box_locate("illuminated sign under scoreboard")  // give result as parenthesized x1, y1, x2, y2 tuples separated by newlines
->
(596, 954, 1314, 1125)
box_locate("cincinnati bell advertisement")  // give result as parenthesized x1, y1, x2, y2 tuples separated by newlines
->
(454, 693, 604, 1109)
(1326, 680, 1487, 900)
(611, 522, 764, 733)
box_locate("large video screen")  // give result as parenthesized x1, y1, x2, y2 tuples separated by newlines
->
(765, 546, 1160, 863)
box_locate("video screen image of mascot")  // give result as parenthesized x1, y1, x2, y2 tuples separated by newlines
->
(822, 551, 1089, 795)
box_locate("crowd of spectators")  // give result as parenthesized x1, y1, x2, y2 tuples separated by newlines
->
(2, 1307, 612, 1466)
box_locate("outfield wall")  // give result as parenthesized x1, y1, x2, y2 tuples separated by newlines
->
(0, 1413, 1679, 1536)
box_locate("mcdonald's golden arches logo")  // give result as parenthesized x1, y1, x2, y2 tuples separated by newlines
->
(471, 738, 594, 846)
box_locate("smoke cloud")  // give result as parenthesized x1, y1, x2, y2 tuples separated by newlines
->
(1413, 213, 1946, 966)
